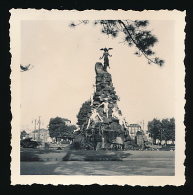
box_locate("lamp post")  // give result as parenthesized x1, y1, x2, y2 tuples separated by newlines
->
(34, 119, 36, 140)
(37, 116, 41, 142)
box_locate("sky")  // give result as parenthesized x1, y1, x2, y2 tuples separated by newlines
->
(20, 19, 175, 132)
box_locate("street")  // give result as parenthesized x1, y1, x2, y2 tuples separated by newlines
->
(20, 148, 175, 176)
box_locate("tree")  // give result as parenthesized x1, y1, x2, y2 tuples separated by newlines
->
(20, 130, 28, 140)
(161, 118, 170, 143)
(20, 64, 33, 72)
(148, 118, 175, 145)
(168, 118, 175, 143)
(148, 118, 162, 144)
(161, 118, 175, 144)
(48, 117, 75, 141)
(76, 100, 91, 127)
(69, 20, 164, 66)
(62, 125, 77, 139)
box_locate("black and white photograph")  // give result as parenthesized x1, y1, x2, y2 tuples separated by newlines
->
(10, 10, 185, 186)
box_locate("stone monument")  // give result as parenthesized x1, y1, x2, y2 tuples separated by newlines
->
(79, 49, 130, 150)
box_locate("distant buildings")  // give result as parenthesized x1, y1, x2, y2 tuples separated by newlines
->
(124, 123, 153, 148)
(21, 118, 72, 143)
(28, 129, 52, 142)
(126, 124, 142, 139)
(61, 118, 71, 126)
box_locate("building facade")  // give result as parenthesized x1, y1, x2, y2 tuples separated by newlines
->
(62, 118, 71, 126)
(28, 129, 52, 142)
(126, 124, 142, 139)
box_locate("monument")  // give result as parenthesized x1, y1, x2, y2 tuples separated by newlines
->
(77, 48, 131, 150)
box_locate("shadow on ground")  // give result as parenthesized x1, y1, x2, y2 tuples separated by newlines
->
(20, 148, 133, 162)
(21, 148, 66, 161)
(62, 150, 132, 161)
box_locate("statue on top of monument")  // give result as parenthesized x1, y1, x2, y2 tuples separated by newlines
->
(99, 47, 113, 71)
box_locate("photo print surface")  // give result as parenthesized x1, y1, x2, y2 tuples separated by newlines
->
(10, 9, 185, 186)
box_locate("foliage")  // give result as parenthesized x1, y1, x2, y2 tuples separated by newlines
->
(148, 118, 162, 144)
(20, 138, 39, 148)
(69, 20, 164, 66)
(70, 134, 82, 150)
(20, 64, 33, 72)
(148, 118, 175, 144)
(48, 117, 76, 140)
(20, 130, 28, 140)
(65, 125, 77, 139)
(161, 118, 175, 142)
(76, 100, 91, 127)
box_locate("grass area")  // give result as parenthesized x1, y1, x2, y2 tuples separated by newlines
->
(20, 148, 66, 161)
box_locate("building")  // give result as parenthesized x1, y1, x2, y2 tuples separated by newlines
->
(62, 118, 71, 126)
(28, 129, 52, 142)
(20, 130, 29, 140)
(127, 124, 141, 139)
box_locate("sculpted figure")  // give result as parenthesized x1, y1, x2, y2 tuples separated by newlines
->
(90, 84, 96, 106)
(86, 108, 103, 129)
(99, 47, 112, 71)
(97, 98, 109, 118)
(73, 127, 80, 133)
(112, 106, 127, 128)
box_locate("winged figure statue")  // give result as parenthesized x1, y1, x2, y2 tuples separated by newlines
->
(99, 47, 113, 71)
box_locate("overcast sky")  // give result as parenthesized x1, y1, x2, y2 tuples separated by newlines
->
(20, 19, 175, 132)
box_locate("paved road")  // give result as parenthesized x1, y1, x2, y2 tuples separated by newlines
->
(20, 149, 175, 176)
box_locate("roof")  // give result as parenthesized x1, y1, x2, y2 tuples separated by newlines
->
(128, 124, 141, 128)
(50, 117, 71, 122)
(62, 118, 71, 123)
(31, 129, 48, 133)
(62, 118, 71, 121)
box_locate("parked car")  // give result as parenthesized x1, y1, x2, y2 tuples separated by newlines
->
(159, 144, 175, 151)
(20, 138, 39, 148)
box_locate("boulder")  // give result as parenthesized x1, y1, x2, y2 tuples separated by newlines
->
(95, 62, 106, 74)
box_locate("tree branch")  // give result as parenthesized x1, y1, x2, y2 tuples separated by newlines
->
(118, 20, 159, 65)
